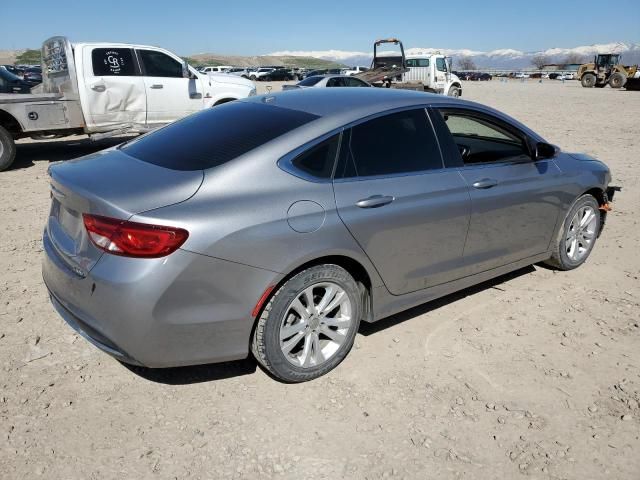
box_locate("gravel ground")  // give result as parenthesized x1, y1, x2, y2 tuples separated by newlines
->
(1, 80, 639, 479)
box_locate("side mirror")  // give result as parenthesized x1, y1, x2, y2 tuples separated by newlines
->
(535, 142, 557, 160)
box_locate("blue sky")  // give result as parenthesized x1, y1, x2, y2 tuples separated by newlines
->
(2, 0, 639, 55)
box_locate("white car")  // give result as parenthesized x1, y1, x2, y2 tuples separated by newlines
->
(341, 66, 369, 76)
(250, 67, 276, 81)
(563, 72, 575, 80)
(199, 66, 234, 74)
(515, 72, 530, 79)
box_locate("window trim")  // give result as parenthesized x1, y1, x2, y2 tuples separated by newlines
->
(430, 106, 539, 168)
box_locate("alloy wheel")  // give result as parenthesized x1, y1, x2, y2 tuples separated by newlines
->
(279, 282, 352, 368)
(566, 205, 597, 261)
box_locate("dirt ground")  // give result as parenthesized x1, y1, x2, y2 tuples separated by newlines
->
(1, 80, 639, 479)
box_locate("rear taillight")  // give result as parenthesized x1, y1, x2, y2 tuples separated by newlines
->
(82, 214, 188, 258)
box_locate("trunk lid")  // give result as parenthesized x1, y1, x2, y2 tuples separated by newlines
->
(46, 147, 203, 275)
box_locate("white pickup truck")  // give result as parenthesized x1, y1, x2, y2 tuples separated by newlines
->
(0, 37, 256, 171)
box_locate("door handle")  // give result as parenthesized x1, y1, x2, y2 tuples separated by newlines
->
(472, 178, 498, 189)
(90, 84, 106, 92)
(150, 84, 163, 89)
(356, 195, 395, 209)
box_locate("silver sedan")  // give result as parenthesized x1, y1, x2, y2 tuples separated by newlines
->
(282, 74, 371, 91)
(42, 88, 617, 382)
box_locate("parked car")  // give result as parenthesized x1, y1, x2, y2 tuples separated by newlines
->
(250, 67, 276, 80)
(227, 67, 250, 78)
(563, 72, 575, 80)
(515, 72, 530, 79)
(342, 66, 369, 76)
(0, 66, 32, 93)
(261, 68, 295, 81)
(548, 72, 562, 80)
(478, 72, 492, 81)
(42, 88, 617, 382)
(22, 67, 42, 86)
(305, 69, 342, 79)
(199, 66, 234, 74)
(282, 74, 371, 91)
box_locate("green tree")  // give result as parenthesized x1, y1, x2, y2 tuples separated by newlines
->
(15, 49, 41, 65)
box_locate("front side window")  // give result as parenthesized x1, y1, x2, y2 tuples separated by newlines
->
(337, 109, 443, 178)
(92, 48, 136, 76)
(327, 77, 346, 87)
(138, 49, 182, 78)
(437, 109, 530, 165)
(436, 58, 447, 72)
(346, 77, 369, 87)
(290, 135, 340, 179)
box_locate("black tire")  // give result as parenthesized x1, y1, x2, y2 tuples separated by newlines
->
(251, 264, 362, 383)
(581, 73, 597, 88)
(544, 194, 601, 271)
(0, 125, 17, 172)
(448, 86, 461, 97)
(609, 72, 626, 89)
(250, 75, 257, 81)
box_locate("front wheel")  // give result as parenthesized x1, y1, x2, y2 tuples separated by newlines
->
(251, 264, 362, 382)
(447, 86, 460, 97)
(0, 125, 17, 172)
(609, 72, 626, 89)
(581, 73, 597, 88)
(544, 194, 600, 270)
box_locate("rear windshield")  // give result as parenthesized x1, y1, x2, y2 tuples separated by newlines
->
(122, 101, 319, 171)
(298, 76, 323, 86)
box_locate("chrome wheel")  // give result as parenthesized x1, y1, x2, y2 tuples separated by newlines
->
(279, 282, 352, 368)
(566, 205, 597, 261)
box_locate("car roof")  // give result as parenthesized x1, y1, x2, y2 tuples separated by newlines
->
(243, 87, 468, 119)
(240, 88, 542, 143)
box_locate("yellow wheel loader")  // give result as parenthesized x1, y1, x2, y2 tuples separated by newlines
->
(577, 54, 640, 90)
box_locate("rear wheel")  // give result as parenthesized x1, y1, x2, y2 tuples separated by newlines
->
(0, 125, 17, 172)
(447, 86, 461, 97)
(609, 72, 626, 89)
(581, 73, 597, 88)
(251, 264, 361, 382)
(545, 194, 600, 270)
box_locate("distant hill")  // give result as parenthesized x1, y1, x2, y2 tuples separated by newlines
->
(0, 49, 21, 65)
(187, 53, 346, 69)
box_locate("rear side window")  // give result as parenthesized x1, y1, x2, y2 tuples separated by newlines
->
(337, 109, 443, 178)
(92, 48, 137, 76)
(138, 49, 182, 77)
(407, 58, 429, 67)
(290, 135, 340, 179)
(122, 102, 319, 171)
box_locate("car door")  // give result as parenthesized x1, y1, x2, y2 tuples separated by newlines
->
(136, 48, 204, 126)
(430, 107, 564, 274)
(82, 47, 146, 129)
(333, 108, 471, 295)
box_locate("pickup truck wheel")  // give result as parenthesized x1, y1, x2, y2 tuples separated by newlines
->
(544, 194, 600, 270)
(447, 86, 461, 97)
(250, 75, 257, 81)
(0, 125, 17, 172)
(251, 264, 361, 382)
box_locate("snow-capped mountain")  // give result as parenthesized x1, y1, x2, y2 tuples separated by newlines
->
(269, 42, 640, 69)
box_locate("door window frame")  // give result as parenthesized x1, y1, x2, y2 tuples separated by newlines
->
(428, 106, 540, 169)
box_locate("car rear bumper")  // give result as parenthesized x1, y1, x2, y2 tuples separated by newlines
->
(42, 229, 281, 368)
